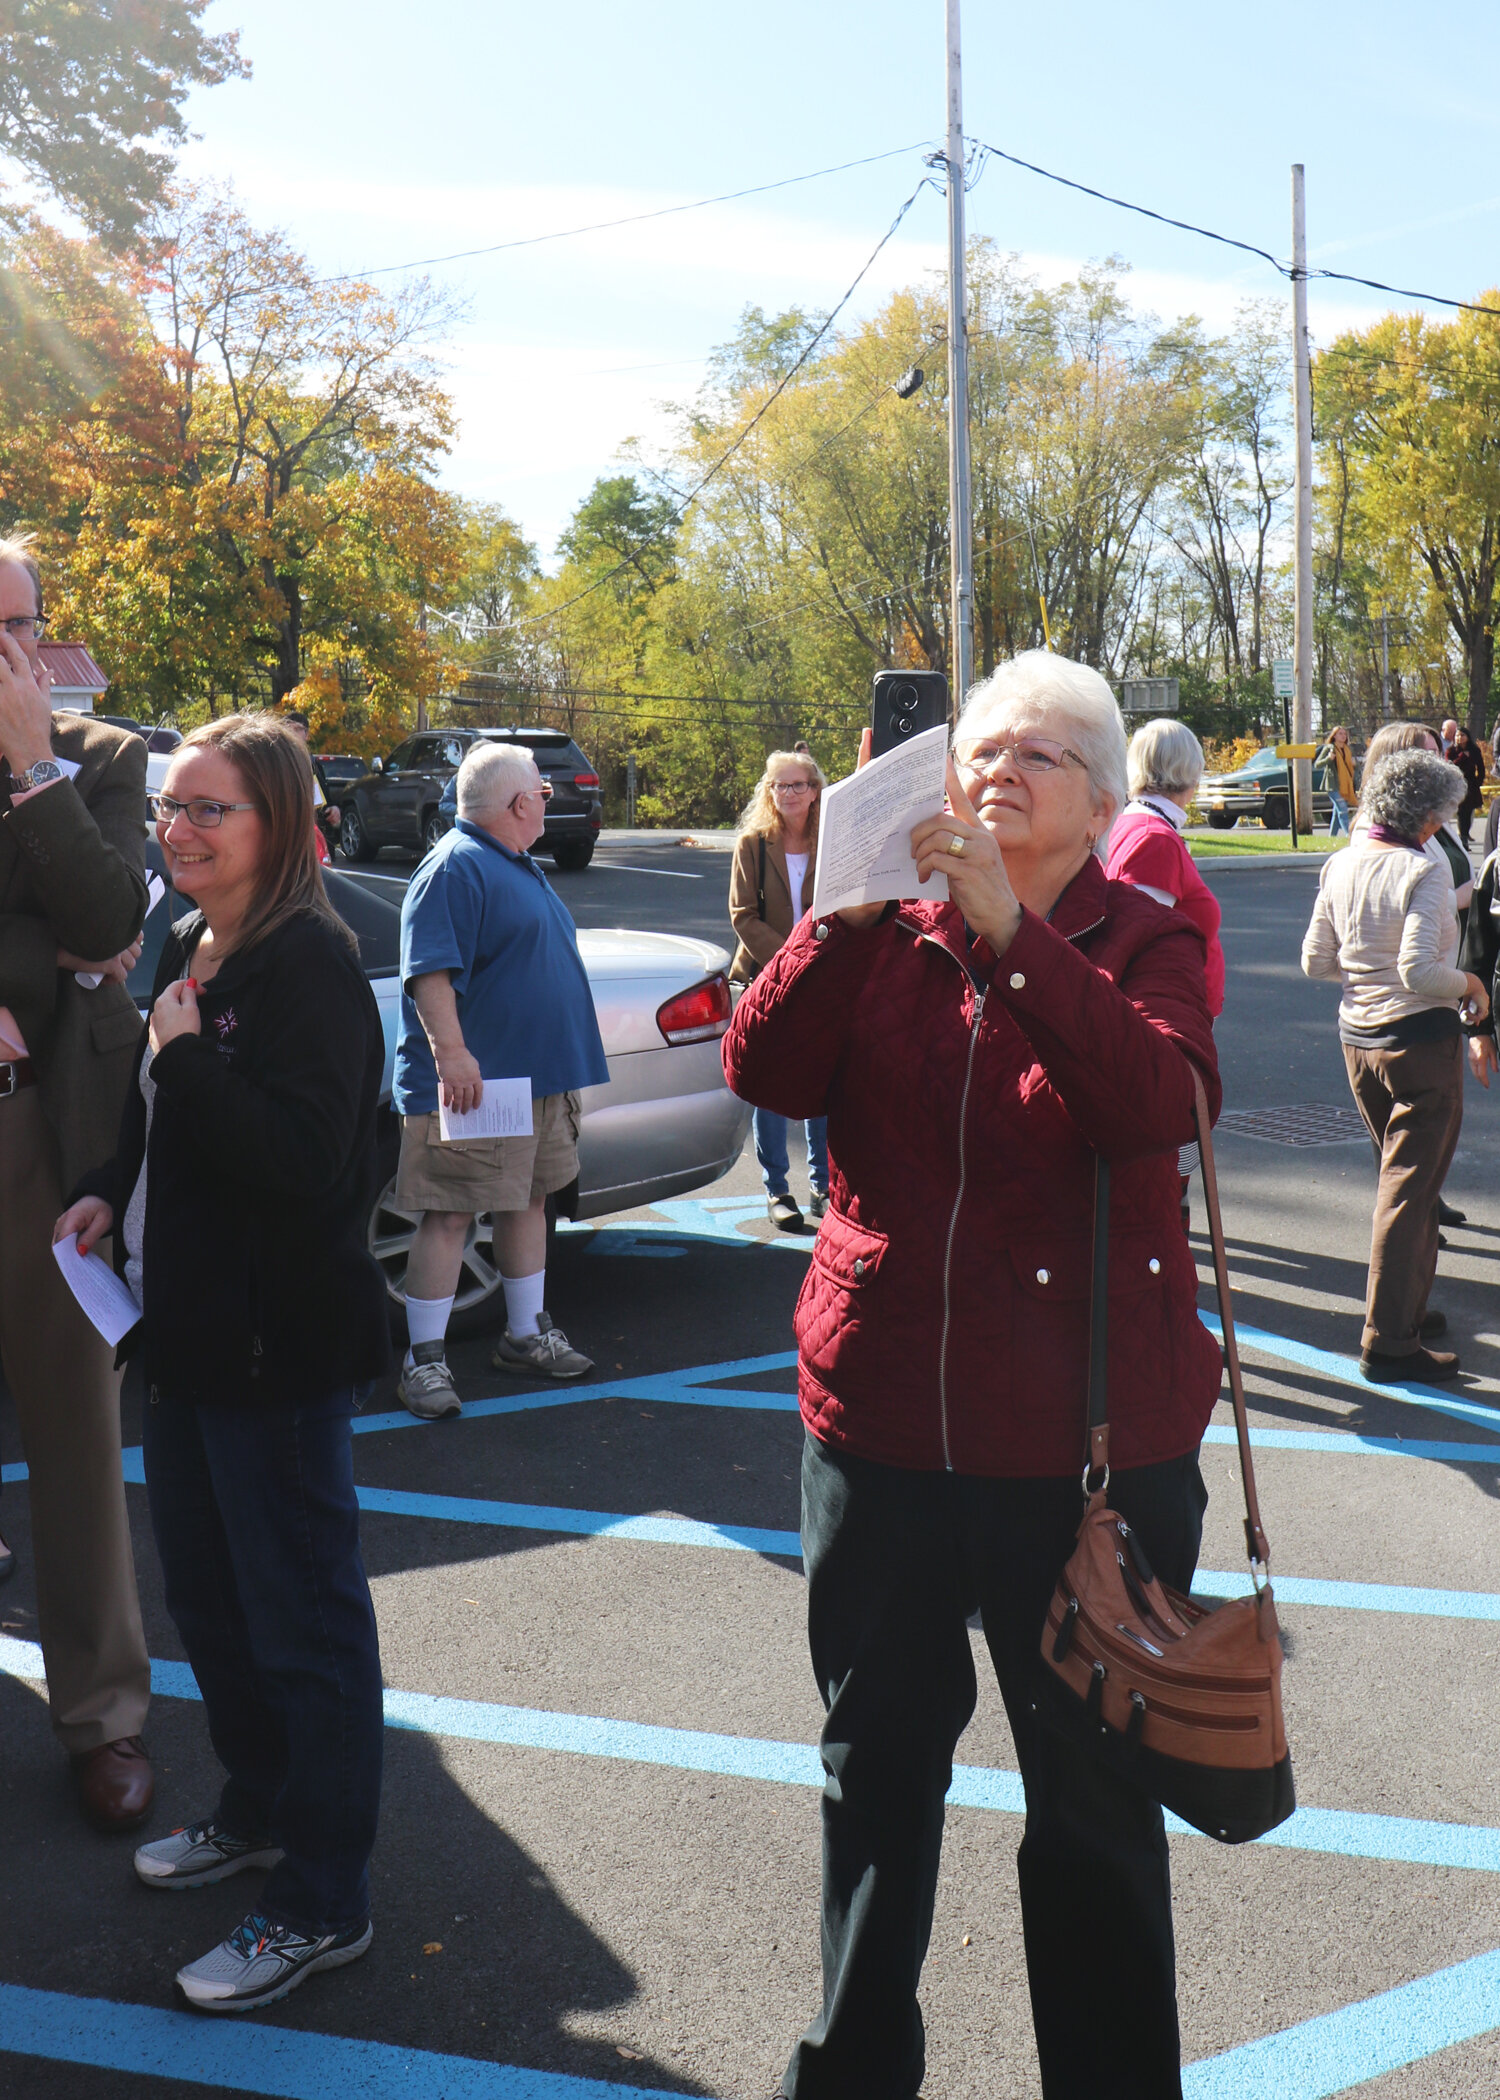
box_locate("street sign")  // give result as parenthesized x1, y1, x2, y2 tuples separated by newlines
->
(1271, 658, 1294, 699)
(1118, 677, 1179, 714)
(1275, 742, 1318, 760)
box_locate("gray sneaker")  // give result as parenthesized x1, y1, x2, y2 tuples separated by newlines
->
(135, 1819, 283, 1890)
(176, 1910, 372, 2013)
(490, 1311, 593, 1381)
(397, 1340, 461, 1420)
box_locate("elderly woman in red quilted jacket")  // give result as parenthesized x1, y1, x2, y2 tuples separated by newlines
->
(724, 651, 1222, 2100)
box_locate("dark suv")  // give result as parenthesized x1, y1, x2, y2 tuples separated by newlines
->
(337, 727, 603, 869)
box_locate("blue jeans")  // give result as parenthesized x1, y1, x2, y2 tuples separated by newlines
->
(1328, 791, 1351, 837)
(754, 1107, 828, 1199)
(141, 1384, 384, 1935)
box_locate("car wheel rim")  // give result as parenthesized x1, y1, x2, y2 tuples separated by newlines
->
(368, 1178, 502, 1316)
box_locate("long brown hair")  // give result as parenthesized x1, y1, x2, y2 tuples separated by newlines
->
(174, 714, 354, 955)
(736, 750, 826, 850)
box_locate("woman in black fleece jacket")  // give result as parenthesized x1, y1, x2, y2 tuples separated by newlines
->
(56, 715, 391, 2016)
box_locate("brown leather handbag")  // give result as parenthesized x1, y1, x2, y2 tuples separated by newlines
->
(1038, 1070, 1295, 1844)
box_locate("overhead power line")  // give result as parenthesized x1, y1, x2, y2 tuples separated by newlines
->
(519, 175, 939, 630)
(969, 139, 1500, 319)
(320, 143, 932, 284)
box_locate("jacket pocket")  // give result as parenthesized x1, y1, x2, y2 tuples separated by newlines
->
(810, 1210, 888, 1290)
(797, 1211, 890, 1389)
(90, 1006, 146, 1055)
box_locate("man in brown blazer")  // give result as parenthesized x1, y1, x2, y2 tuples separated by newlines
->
(0, 537, 154, 1829)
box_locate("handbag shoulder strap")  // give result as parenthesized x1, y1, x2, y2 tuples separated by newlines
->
(1085, 1067, 1272, 1574)
(756, 834, 767, 922)
(1192, 1066, 1271, 1572)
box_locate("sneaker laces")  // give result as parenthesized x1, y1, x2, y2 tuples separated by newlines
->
(228, 1913, 293, 1959)
(529, 1325, 572, 1361)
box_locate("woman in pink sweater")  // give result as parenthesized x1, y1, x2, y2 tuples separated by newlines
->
(1106, 718, 1225, 1016)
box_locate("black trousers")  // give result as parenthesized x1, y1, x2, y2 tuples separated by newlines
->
(782, 1432, 1208, 2100)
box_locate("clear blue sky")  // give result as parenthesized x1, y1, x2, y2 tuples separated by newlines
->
(180, 0, 1499, 558)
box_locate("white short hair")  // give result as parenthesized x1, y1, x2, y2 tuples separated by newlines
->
(956, 651, 1129, 854)
(1127, 717, 1204, 799)
(457, 740, 537, 818)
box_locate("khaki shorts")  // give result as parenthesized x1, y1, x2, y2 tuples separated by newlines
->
(395, 1090, 582, 1214)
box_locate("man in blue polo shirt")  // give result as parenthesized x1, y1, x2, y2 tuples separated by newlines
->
(392, 740, 608, 1418)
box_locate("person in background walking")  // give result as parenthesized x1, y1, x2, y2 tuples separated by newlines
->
(1106, 719, 1225, 1233)
(393, 741, 607, 1416)
(728, 750, 829, 1230)
(1452, 725, 1486, 848)
(1485, 725, 1500, 859)
(1317, 725, 1357, 837)
(1360, 721, 1473, 1234)
(56, 714, 391, 2011)
(1301, 748, 1485, 1384)
(1441, 717, 1460, 759)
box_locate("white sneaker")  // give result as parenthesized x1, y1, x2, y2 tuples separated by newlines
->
(135, 1819, 283, 1890)
(397, 1341, 461, 1419)
(176, 1911, 373, 2013)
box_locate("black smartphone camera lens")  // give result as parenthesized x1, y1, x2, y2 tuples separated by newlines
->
(895, 716, 914, 736)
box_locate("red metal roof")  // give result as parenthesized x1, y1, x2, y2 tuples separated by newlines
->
(38, 641, 108, 693)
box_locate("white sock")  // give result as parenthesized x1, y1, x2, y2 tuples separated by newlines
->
(404, 1292, 455, 1365)
(501, 1270, 545, 1339)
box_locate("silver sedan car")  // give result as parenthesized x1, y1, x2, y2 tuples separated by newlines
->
(133, 848, 752, 1337)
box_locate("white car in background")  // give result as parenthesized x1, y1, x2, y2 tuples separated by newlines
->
(133, 846, 751, 1336)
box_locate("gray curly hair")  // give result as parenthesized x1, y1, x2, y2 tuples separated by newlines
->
(1361, 748, 1464, 836)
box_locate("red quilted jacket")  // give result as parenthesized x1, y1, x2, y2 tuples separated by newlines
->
(722, 856, 1224, 1477)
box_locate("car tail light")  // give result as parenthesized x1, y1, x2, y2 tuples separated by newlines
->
(656, 974, 732, 1044)
(573, 772, 600, 788)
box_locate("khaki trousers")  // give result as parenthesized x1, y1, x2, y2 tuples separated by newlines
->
(1344, 1034, 1464, 1358)
(1, 1085, 150, 1750)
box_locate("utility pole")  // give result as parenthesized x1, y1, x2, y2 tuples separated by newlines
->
(1380, 610, 1391, 718)
(417, 599, 429, 732)
(945, 0, 974, 718)
(1290, 164, 1314, 834)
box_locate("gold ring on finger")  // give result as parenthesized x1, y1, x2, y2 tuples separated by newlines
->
(950, 833, 965, 857)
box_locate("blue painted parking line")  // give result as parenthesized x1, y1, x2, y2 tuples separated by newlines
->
(1181, 1945, 1500, 2099)
(0, 1982, 680, 2099)
(355, 1484, 802, 1557)
(1201, 1422, 1500, 1465)
(349, 1351, 801, 1436)
(7, 1632, 1500, 1877)
(1202, 1312, 1500, 1435)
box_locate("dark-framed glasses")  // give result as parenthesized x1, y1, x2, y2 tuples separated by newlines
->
(772, 780, 816, 798)
(151, 793, 258, 828)
(954, 735, 1086, 777)
(0, 614, 47, 639)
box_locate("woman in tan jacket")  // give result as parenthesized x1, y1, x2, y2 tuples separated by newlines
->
(728, 749, 827, 1229)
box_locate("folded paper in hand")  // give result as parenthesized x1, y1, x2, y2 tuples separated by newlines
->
(52, 1233, 141, 1347)
(438, 1077, 534, 1142)
(810, 724, 950, 917)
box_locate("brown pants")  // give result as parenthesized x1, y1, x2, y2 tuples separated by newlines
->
(1344, 1034, 1464, 1358)
(1, 1085, 150, 1750)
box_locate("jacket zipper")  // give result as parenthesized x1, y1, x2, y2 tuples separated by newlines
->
(926, 931, 985, 1473)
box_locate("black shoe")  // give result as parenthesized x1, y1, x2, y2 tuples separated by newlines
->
(767, 1194, 802, 1230)
(1420, 1310, 1448, 1339)
(1360, 1345, 1460, 1383)
(808, 1191, 828, 1220)
(0, 1533, 13, 1585)
(1438, 1199, 1467, 1227)
(1439, 1234, 1450, 1250)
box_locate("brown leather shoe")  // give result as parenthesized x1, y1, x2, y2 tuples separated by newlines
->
(72, 1736, 154, 1833)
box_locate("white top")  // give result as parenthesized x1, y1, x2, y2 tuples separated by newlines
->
(785, 850, 810, 917)
(1301, 835, 1467, 1031)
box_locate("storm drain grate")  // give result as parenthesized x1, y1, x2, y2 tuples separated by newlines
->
(1216, 1103, 1370, 1148)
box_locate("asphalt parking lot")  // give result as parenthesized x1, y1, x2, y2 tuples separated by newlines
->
(7, 839, 1500, 2097)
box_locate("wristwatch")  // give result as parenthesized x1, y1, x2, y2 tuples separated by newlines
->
(11, 758, 62, 793)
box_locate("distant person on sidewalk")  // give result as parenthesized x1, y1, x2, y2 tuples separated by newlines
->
(1441, 717, 1460, 758)
(0, 532, 154, 1834)
(728, 749, 829, 1230)
(1317, 725, 1357, 836)
(1302, 748, 1485, 1383)
(1486, 726, 1500, 859)
(393, 741, 607, 1416)
(1452, 725, 1486, 848)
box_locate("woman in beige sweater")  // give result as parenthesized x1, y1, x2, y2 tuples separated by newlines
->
(728, 749, 827, 1229)
(1302, 748, 1488, 1382)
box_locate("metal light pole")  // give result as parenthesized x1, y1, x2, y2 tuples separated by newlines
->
(1290, 164, 1314, 833)
(945, 0, 974, 718)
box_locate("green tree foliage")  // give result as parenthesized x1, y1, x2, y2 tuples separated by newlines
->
(0, 0, 246, 249)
